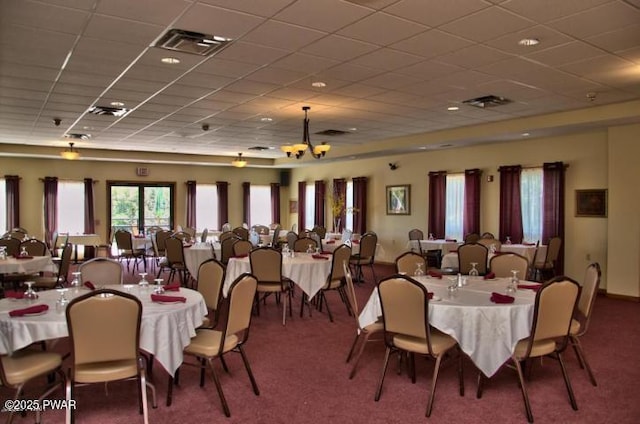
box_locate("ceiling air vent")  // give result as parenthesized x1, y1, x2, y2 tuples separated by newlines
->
(315, 129, 349, 136)
(462, 95, 511, 108)
(65, 133, 91, 140)
(154, 29, 232, 56)
(88, 105, 129, 117)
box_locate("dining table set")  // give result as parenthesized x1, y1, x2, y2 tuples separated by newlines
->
(440, 243, 547, 270)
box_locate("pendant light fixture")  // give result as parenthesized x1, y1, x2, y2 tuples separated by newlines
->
(231, 152, 247, 168)
(60, 142, 80, 160)
(280, 106, 330, 159)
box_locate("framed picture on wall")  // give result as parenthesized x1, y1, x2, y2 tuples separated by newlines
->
(575, 189, 607, 217)
(289, 200, 298, 214)
(386, 185, 411, 215)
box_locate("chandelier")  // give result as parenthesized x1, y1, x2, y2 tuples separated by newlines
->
(281, 106, 330, 159)
(231, 152, 247, 168)
(60, 142, 80, 160)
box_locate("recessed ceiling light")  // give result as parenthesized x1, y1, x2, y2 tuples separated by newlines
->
(348, 127, 357, 131)
(311, 81, 326, 88)
(518, 38, 540, 47)
(419, 146, 427, 150)
(110, 101, 124, 107)
(447, 106, 459, 111)
(260, 117, 273, 122)
(522, 132, 530, 137)
(161, 57, 181, 64)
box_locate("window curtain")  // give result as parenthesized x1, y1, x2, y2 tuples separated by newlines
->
(352, 177, 367, 234)
(270, 183, 280, 225)
(333, 178, 346, 232)
(83, 178, 96, 258)
(43, 177, 58, 249)
(216, 181, 229, 230)
(4, 175, 20, 230)
(445, 174, 464, 241)
(463, 169, 481, 236)
(186, 180, 196, 229)
(242, 182, 251, 226)
(542, 161, 566, 274)
(314, 180, 325, 227)
(428, 171, 447, 239)
(297, 181, 306, 233)
(499, 165, 524, 243)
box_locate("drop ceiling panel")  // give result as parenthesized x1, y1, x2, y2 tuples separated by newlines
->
(172, 3, 264, 39)
(385, 0, 491, 27)
(95, 0, 191, 26)
(391, 29, 474, 59)
(1, 0, 91, 34)
(501, 0, 612, 23)
(83, 14, 164, 46)
(546, 1, 640, 39)
(242, 20, 327, 51)
(337, 12, 428, 45)
(301, 35, 378, 61)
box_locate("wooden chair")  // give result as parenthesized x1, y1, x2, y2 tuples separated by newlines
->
(196, 259, 226, 329)
(349, 232, 378, 283)
(220, 235, 240, 265)
(293, 237, 317, 253)
(533, 236, 562, 281)
(157, 236, 188, 285)
(33, 243, 73, 290)
(0, 236, 21, 257)
(232, 227, 249, 241)
(457, 243, 488, 275)
(489, 253, 529, 279)
(477, 276, 580, 423)
(375, 274, 464, 417)
(313, 244, 351, 322)
(78, 257, 124, 285)
(250, 247, 294, 325)
(232, 239, 253, 257)
(114, 230, 146, 273)
(395, 251, 427, 276)
(19, 238, 48, 256)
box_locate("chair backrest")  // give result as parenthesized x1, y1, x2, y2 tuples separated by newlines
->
(219, 231, 236, 242)
(271, 225, 281, 247)
(343, 261, 359, 327)
(79, 258, 124, 285)
(66, 289, 141, 367)
(253, 225, 270, 235)
(165, 236, 185, 265)
(458, 243, 488, 275)
(232, 227, 249, 241)
(286, 231, 298, 250)
(378, 275, 436, 355)
(359, 232, 378, 259)
(545, 236, 562, 264)
(524, 277, 580, 356)
(221, 223, 232, 232)
(328, 244, 351, 284)
(0, 237, 21, 256)
(489, 253, 529, 278)
(114, 230, 133, 251)
(183, 227, 197, 238)
(312, 226, 327, 239)
(481, 232, 495, 239)
(464, 233, 480, 243)
(154, 230, 172, 254)
(408, 229, 424, 254)
(58, 243, 73, 283)
(309, 232, 323, 250)
(20, 239, 48, 256)
(294, 237, 317, 252)
(477, 238, 502, 251)
(576, 263, 601, 334)
(172, 231, 192, 243)
(220, 236, 240, 264)
(233, 240, 253, 257)
(197, 259, 225, 312)
(250, 247, 283, 284)
(395, 251, 427, 275)
(200, 228, 209, 243)
(223, 273, 258, 348)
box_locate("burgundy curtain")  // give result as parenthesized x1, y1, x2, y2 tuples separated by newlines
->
(542, 161, 566, 274)
(499, 165, 524, 243)
(84, 178, 96, 258)
(186, 180, 196, 229)
(428, 171, 447, 239)
(463, 169, 481, 236)
(216, 181, 229, 230)
(333, 178, 346, 232)
(353, 177, 367, 234)
(43, 177, 58, 248)
(242, 182, 251, 226)
(314, 180, 326, 227)
(270, 183, 280, 225)
(297, 181, 306, 232)
(4, 175, 20, 230)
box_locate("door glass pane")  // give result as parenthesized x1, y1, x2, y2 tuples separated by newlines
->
(111, 186, 140, 234)
(57, 181, 85, 234)
(143, 186, 171, 230)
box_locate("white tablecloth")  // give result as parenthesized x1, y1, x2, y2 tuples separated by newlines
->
(407, 239, 460, 254)
(224, 253, 332, 299)
(183, 242, 221, 278)
(359, 276, 536, 377)
(59, 234, 103, 246)
(0, 255, 57, 275)
(0, 285, 207, 376)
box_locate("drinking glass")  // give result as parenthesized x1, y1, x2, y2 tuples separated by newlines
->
(505, 236, 512, 245)
(507, 270, 519, 294)
(469, 262, 479, 277)
(55, 288, 69, 313)
(20, 246, 29, 257)
(428, 233, 435, 240)
(414, 263, 424, 276)
(70, 272, 82, 288)
(306, 244, 314, 253)
(24, 281, 39, 301)
(153, 278, 164, 294)
(138, 272, 149, 288)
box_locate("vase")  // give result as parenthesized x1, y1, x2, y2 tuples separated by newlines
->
(333, 218, 341, 233)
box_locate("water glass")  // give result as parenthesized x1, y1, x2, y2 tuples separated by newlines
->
(24, 281, 39, 301)
(507, 270, 519, 294)
(20, 246, 29, 257)
(153, 278, 164, 294)
(469, 262, 479, 277)
(414, 263, 424, 277)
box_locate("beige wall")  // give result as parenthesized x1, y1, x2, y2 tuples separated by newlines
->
(289, 127, 629, 295)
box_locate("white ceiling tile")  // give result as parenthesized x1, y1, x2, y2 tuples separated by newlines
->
(172, 3, 264, 39)
(347, 48, 424, 71)
(484, 25, 573, 55)
(0, 0, 90, 34)
(391, 29, 474, 58)
(440, 7, 534, 42)
(586, 24, 640, 53)
(394, 60, 465, 80)
(526, 42, 607, 67)
(83, 14, 163, 46)
(271, 53, 340, 74)
(96, 0, 191, 26)
(385, 0, 491, 27)
(360, 72, 423, 90)
(245, 67, 307, 86)
(501, 0, 614, 24)
(301, 35, 378, 61)
(223, 79, 280, 95)
(334, 83, 387, 98)
(214, 41, 290, 65)
(196, 0, 296, 17)
(317, 63, 382, 82)
(547, 1, 640, 39)
(436, 44, 513, 69)
(274, 0, 373, 32)
(242, 20, 327, 50)
(337, 12, 428, 45)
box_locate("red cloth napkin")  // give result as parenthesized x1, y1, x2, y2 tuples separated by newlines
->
(4, 290, 24, 299)
(134, 235, 145, 238)
(428, 270, 443, 279)
(352, 240, 360, 244)
(518, 284, 541, 292)
(311, 254, 329, 260)
(9, 304, 49, 317)
(449, 250, 457, 254)
(484, 272, 496, 280)
(231, 254, 248, 259)
(14, 255, 34, 260)
(151, 294, 186, 303)
(325, 240, 335, 244)
(427, 292, 434, 300)
(163, 282, 181, 291)
(523, 242, 536, 246)
(490, 292, 514, 304)
(445, 239, 457, 242)
(84, 281, 96, 290)
(183, 244, 193, 248)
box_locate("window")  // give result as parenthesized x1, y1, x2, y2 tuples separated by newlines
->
(304, 184, 315, 230)
(196, 184, 218, 231)
(0, 178, 6, 235)
(57, 181, 84, 234)
(345, 180, 354, 231)
(249, 185, 272, 226)
(445, 174, 464, 241)
(521, 168, 543, 243)
(108, 182, 174, 235)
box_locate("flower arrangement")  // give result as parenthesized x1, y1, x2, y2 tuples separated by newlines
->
(328, 192, 357, 232)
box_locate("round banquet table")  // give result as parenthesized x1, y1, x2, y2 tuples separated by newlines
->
(359, 275, 537, 377)
(0, 285, 207, 376)
(0, 255, 57, 275)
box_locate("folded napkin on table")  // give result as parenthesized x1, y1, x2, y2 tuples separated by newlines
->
(151, 294, 186, 303)
(449, 250, 457, 254)
(134, 235, 145, 238)
(428, 270, 443, 279)
(14, 255, 34, 260)
(9, 304, 49, 317)
(484, 272, 496, 280)
(522, 242, 536, 246)
(183, 244, 193, 248)
(427, 292, 434, 300)
(490, 292, 514, 304)
(163, 282, 181, 291)
(352, 240, 360, 244)
(445, 239, 457, 242)
(325, 240, 335, 244)
(84, 281, 96, 290)
(311, 254, 329, 260)
(231, 254, 248, 259)
(518, 284, 541, 292)
(4, 290, 24, 299)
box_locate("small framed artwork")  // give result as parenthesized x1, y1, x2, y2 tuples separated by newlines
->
(575, 189, 607, 217)
(289, 200, 298, 214)
(386, 185, 411, 215)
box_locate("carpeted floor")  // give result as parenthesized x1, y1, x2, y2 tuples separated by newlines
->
(4, 262, 640, 423)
